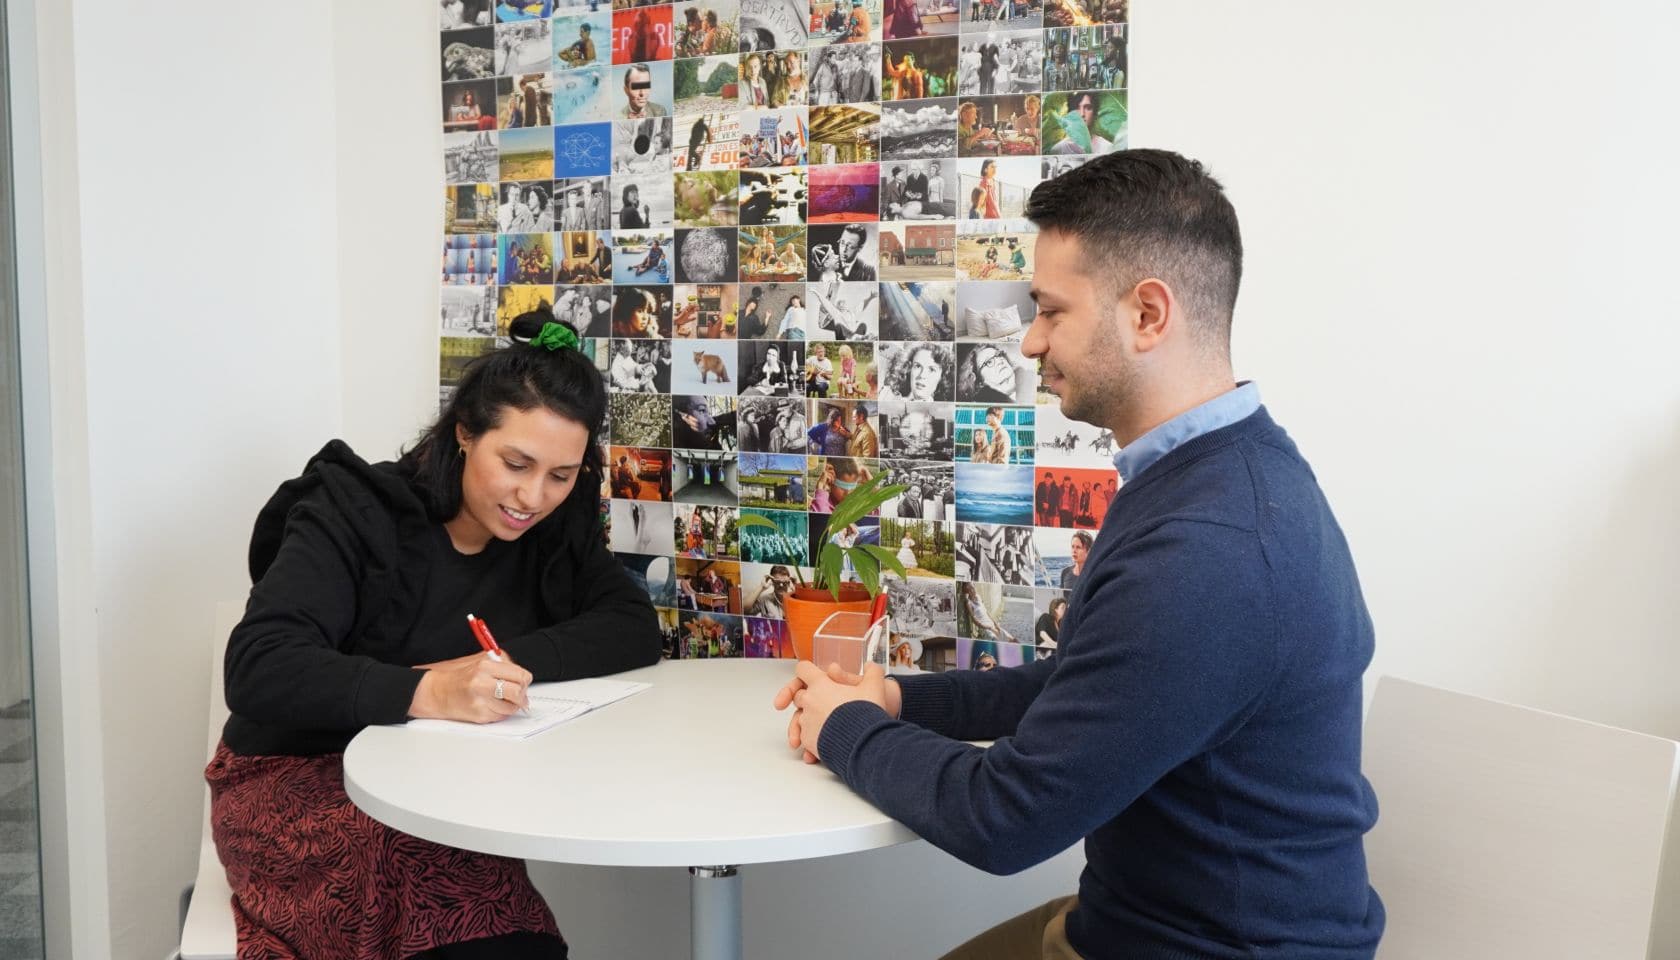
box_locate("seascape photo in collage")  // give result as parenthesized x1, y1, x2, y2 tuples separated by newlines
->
(438, 0, 1126, 668)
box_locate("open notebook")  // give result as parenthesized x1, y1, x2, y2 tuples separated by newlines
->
(405, 677, 650, 740)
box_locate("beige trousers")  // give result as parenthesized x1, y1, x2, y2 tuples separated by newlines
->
(937, 895, 1086, 960)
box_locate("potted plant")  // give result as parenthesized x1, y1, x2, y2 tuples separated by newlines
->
(736, 472, 909, 660)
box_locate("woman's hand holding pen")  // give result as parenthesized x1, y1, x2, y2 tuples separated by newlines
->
(410, 652, 533, 723)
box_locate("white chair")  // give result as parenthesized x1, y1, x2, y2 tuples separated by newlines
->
(1363, 676, 1680, 960)
(179, 601, 244, 960)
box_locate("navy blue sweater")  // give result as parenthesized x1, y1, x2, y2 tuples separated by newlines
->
(820, 408, 1385, 959)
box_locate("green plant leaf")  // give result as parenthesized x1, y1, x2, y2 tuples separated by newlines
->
(735, 513, 778, 529)
(817, 541, 845, 597)
(851, 547, 881, 598)
(858, 543, 907, 581)
(823, 473, 909, 532)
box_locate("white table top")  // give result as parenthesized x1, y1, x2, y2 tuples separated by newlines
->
(343, 658, 920, 867)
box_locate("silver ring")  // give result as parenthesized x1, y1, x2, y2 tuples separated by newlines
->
(494, 679, 506, 700)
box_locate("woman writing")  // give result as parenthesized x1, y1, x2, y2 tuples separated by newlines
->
(209, 312, 661, 959)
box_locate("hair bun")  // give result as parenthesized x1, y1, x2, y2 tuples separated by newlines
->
(508, 309, 577, 344)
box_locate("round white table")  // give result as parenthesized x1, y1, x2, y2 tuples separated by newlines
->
(343, 659, 919, 960)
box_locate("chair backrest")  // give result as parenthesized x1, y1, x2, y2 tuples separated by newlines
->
(180, 600, 246, 960)
(1363, 676, 1680, 960)
(205, 601, 242, 764)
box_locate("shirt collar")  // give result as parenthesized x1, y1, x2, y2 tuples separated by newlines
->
(1111, 381, 1261, 482)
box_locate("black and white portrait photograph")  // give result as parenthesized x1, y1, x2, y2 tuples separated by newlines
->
(607, 339, 673, 393)
(494, 180, 552, 233)
(880, 280, 957, 340)
(954, 521, 1035, 585)
(609, 498, 676, 556)
(955, 340, 1035, 404)
(877, 340, 956, 402)
(737, 396, 808, 454)
(609, 392, 674, 448)
(612, 173, 676, 229)
(956, 29, 1043, 95)
(876, 398, 955, 461)
(738, 341, 806, 397)
(672, 394, 740, 451)
(806, 280, 879, 342)
(877, 458, 955, 519)
(442, 27, 497, 80)
(807, 223, 879, 282)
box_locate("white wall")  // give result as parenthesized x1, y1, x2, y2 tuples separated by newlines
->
(63, 1, 342, 955)
(21, 0, 1680, 957)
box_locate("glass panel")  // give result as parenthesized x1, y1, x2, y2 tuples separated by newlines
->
(0, 2, 46, 956)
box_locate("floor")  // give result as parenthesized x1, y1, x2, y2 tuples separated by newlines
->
(0, 701, 40, 960)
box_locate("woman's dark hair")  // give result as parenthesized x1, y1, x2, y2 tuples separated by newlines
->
(403, 310, 606, 522)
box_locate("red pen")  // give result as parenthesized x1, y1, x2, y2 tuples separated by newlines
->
(467, 614, 530, 715)
(466, 613, 504, 662)
(867, 593, 887, 628)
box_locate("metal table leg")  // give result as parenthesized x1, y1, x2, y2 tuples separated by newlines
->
(689, 865, 742, 960)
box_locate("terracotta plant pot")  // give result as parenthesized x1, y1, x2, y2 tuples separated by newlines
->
(783, 584, 872, 661)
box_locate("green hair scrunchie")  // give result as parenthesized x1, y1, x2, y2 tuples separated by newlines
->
(531, 321, 580, 352)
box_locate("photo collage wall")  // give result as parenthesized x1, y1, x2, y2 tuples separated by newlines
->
(439, 0, 1128, 673)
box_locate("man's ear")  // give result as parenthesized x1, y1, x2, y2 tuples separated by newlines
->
(1130, 278, 1175, 353)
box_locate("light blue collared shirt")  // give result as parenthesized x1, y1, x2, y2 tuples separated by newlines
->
(1112, 381, 1261, 483)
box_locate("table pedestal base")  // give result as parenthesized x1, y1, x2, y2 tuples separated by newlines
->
(689, 865, 742, 960)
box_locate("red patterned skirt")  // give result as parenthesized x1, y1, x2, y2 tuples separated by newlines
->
(205, 741, 561, 960)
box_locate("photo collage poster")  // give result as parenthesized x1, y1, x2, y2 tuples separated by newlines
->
(439, 0, 1128, 672)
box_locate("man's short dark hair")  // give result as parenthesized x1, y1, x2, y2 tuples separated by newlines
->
(1025, 149, 1243, 355)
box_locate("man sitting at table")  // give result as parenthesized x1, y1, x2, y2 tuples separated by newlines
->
(774, 150, 1385, 960)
